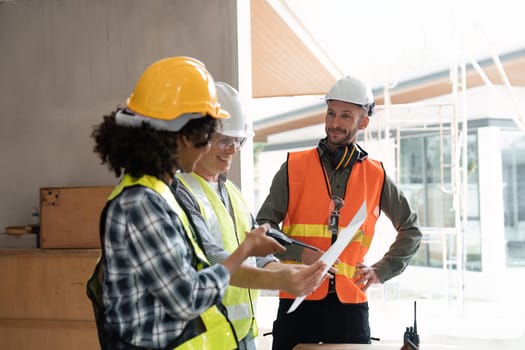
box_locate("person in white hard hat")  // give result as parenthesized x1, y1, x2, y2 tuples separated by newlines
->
(257, 75, 423, 349)
(176, 82, 327, 350)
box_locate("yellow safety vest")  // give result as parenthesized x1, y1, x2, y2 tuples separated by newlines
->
(87, 174, 237, 350)
(178, 173, 258, 341)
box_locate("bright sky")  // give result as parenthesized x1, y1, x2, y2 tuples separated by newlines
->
(251, 0, 525, 124)
(282, 0, 525, 87)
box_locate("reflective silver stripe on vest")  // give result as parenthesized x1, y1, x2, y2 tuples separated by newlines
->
(226, 302, 252, 321)
(179, 174, 225, 247)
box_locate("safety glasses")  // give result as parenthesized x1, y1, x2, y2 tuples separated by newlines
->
(211, 135, 247, 151)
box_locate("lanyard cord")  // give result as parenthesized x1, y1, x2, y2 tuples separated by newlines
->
(318, 154, 339, 292)
(318, 144, 356, 196)
(318, 153, 341, 244)
(319, 153, 333, 199)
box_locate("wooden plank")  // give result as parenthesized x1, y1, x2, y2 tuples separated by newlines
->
(0, 249, 100, 320)
(0, 320, 99, 350)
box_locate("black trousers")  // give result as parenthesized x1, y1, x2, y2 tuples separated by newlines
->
(271, 293, 370, 350)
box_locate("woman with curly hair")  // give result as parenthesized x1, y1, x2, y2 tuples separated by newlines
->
(88, 57, 284, 350)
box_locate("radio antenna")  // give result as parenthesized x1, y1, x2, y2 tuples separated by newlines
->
(413, 301, 417, 334)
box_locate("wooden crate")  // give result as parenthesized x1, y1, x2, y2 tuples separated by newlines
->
(39, 186, 113, 248)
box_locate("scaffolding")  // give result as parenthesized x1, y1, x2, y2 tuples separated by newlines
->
(363, 45, 525, 305)
(365, 92, 467, 304)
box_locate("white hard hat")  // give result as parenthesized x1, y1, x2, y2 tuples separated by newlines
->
(325, 75, 375, 116)
(215, 82, 255, 138)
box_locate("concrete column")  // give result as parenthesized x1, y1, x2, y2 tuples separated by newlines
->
(228, 0, 255, 211)
(477, 126, 506, 274)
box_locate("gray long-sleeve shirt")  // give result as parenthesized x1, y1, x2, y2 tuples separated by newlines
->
(256, 143, 422, 283)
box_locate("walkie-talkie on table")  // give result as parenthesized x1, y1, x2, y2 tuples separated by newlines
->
(403, 301, 420, 349)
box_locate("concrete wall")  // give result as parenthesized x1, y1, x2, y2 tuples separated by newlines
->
(0, 0, 239, 230)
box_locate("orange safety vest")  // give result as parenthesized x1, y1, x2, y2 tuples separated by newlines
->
(281, 148, 384, 303)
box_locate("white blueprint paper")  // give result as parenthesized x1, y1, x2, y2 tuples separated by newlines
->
(287, 201, 367, 313)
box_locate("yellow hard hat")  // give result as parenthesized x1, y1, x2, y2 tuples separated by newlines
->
(127, 56, 229, 121)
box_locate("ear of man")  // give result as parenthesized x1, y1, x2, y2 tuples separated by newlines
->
(359, 115, 370, 130)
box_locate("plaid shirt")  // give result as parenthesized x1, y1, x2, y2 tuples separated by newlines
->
(102, 185, 229, 349)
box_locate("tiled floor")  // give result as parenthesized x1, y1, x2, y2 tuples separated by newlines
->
(253, 272, 525, 350)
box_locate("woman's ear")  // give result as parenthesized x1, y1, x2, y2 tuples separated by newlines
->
(176, 134, 190, 151)
(178, 134, 192, 148)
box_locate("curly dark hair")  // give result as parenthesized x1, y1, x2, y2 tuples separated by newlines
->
(91, 109, 217, 179)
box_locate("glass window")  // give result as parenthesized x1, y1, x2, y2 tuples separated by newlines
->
(501, 131, 525, 267)
(399, 131, 480, 271)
